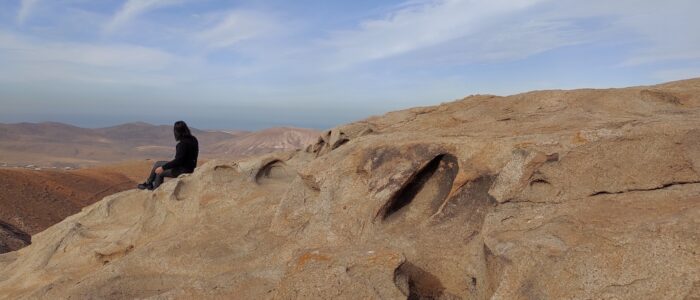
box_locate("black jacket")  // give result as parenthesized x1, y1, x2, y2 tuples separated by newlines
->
(162, 136, 198, 173)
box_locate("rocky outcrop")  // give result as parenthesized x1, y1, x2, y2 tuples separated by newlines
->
(307, 122, 376, 156)
(1, 79, 700, 299)
(0, 221, 30, 253)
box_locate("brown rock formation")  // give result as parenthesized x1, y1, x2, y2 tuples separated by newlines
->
(1, 79, 699, 299)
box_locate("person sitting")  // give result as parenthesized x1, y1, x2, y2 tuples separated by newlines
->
(138, 120, 199, 190)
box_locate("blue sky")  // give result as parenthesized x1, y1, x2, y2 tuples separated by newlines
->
(0, 0, 699, 129)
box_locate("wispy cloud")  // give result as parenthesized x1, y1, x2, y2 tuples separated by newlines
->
(654, 67, 700, 82)
(0, 31, 174, 69)
(1, 0, 698, 129)
(321, 0, 548, 67)
(105, 0, 183, 33)
(196, 10, 281, 49)
(537, 0, 700, 66)
(618, 5, 700, 66)
(17, 0, 40, 24)
(0, 31, 178, 85)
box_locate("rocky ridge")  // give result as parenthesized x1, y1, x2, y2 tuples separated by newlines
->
(0, 79, 699, 299)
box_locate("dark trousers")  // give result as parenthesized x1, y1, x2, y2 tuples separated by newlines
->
(146, 161, 182, 189)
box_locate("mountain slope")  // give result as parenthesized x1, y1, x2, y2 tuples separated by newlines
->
(0, 79, 699, 299)
(0, 123, 319, 167)
(0, 161, 153, 253)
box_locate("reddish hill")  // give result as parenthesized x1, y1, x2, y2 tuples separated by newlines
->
(0, 161, 152, 253)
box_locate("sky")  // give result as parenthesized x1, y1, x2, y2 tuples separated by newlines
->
(0, 0, 699, 130)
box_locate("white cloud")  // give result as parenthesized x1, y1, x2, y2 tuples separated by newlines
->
(0, 31, 173, 69)
(196, 10, 280, 49)
(321, 0, 547, 67)
(393, 17, 588, 67)
(654, 68, 700, 82)
(317, 0, 700, 70)
(17, 0, 40, 24)
(617, 4, 700, 65)
(0, 31, 179, 86)
(540, 0, 700, 67)
(105, 0, 183, 33)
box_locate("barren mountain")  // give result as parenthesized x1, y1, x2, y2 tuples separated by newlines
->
(0, 122, 318, 168)
(1, 79, 699, 299)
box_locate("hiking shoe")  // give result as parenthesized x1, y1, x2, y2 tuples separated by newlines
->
(137, 183, 152, 190)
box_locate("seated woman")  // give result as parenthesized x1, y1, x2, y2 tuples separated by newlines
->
(138, 121, 199, 190)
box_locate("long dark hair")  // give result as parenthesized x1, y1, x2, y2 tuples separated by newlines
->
(173, 120, 192, 141)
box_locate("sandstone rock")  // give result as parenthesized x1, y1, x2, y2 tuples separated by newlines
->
(1, 78, 700, 299)
(488, 148, 555, 203)
(274, 248, 406, 299)
(307, 122, 376, 157)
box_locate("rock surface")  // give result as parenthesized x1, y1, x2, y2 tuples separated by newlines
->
(1, 79, 700, 299)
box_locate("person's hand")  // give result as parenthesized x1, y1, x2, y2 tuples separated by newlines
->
(155, 166, 164, 175)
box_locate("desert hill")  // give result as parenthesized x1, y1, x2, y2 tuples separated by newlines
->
(0, 122, 319, 168)
(1, 79, 699, 299)
(0, 161, 153, 253)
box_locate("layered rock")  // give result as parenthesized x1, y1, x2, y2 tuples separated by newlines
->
(1, 79, 699, 299)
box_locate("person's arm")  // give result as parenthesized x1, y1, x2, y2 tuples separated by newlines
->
(162, 142, 185, 170)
